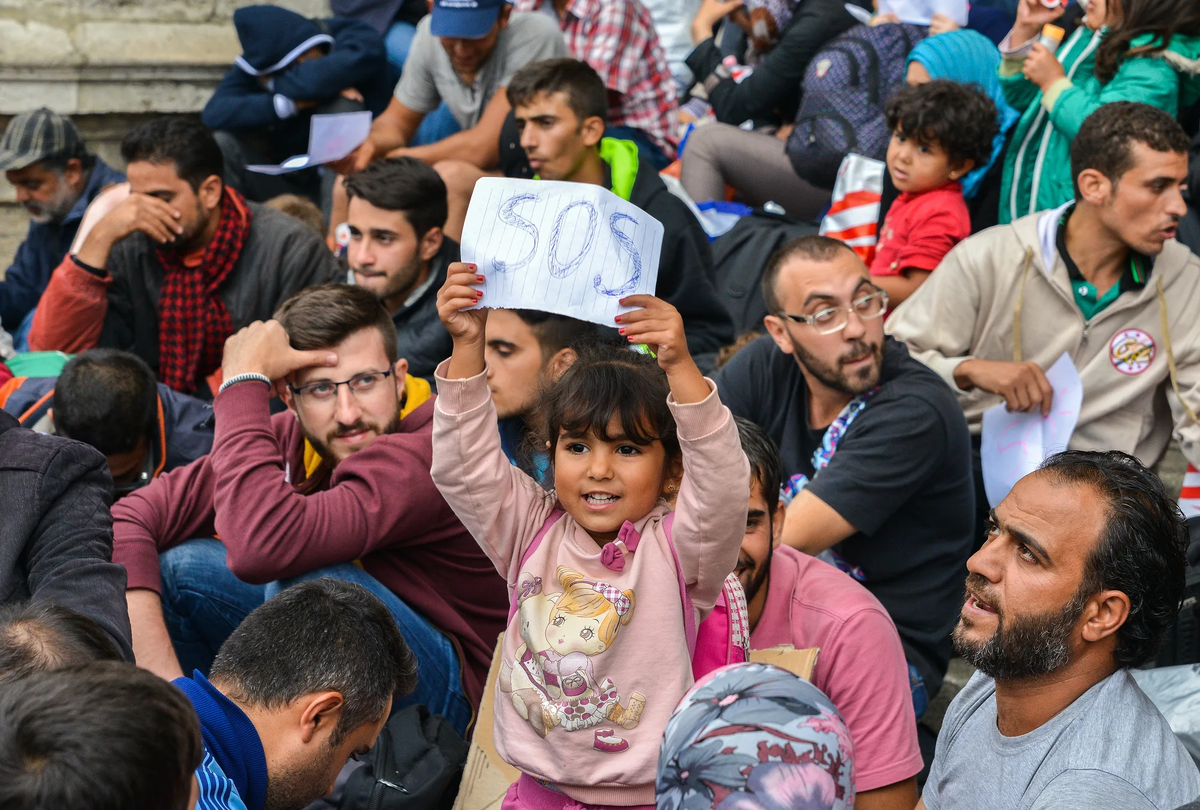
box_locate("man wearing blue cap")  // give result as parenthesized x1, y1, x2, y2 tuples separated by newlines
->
(329, 0, 566, 233)
(203, 4, 399, 203)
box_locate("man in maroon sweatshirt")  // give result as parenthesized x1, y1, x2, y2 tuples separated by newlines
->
(112, 283, 506, 736)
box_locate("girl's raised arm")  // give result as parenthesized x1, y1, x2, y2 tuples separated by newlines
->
(617, 296, 750, 616)
(431, 263, 558, 584)
(438, 262, 489, 380)
(615, 295, 710, 405)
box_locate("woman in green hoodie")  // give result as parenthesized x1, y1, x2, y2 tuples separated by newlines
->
(998, 0, 1200, 224)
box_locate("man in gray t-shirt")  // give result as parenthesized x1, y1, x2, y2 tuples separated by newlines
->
(927, 670, 1199, 809)
(920, 451, 1200, 810)
(334, 0, 566, 174)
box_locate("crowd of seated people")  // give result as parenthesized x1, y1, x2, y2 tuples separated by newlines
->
(3, 0, 1200, 807)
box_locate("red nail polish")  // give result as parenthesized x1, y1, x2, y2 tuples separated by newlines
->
(614, 315, 622, 323)
(618, 327, 626, 335)
(476, 275, 485, 282)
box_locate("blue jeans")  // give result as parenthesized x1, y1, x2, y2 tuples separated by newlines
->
(384, 21, 418, 71)
(411, 103, 462, 147)
(158, 538, 473, 736)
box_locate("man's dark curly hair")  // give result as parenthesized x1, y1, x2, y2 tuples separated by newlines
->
(885, 80, 999, 170)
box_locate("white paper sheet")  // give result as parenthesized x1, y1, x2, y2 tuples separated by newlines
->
(461, 178, 664, 327)
(845, 4, 875, 24)
(980, 352, 1083, 507)
(247, 110, 372, 175)
(877, 0, 968, 26)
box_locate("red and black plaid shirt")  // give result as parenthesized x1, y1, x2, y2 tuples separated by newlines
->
(514, 0, 680, 158)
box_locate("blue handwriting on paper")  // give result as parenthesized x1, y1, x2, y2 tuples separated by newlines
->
(595, 212, 641, 296)
(489, 195, 644, 298)
(547, 201, 598, 279)
(492, 194, 540, 273)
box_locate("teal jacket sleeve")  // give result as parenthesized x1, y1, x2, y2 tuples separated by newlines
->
(1049, 55, 1180, 138)
(999, 68, 1042, 114)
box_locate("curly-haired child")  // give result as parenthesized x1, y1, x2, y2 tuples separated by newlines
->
(430, 262, 750, 810)
(871, 79, 1000, 306)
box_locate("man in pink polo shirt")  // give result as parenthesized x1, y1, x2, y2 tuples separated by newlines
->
(727, 417, 924, 810)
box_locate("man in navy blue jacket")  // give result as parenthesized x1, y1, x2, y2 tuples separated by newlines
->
(203, 4, 399, 203)
(0, 109, 124, 342)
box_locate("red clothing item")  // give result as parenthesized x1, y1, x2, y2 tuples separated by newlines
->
(870, 181, 969, 277)
(112, 381, 508, 707)
(155, 188, 250, 393)
(750, 545, 923, 793)
(28, 254, 109, 353)
(0, 362, 11, 387)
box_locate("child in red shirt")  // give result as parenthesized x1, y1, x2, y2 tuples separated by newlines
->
(871, 80, 999, 306)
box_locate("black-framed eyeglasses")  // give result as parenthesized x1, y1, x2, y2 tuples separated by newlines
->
(287, 368, 394, 403)
(777, 290, 889, 336)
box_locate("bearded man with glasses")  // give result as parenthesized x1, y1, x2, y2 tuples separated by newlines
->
(111, 283, 506, 737)
(715, 235, 975, 735)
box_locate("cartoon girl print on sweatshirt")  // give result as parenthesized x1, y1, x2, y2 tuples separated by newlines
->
(500, 566, 646, 743)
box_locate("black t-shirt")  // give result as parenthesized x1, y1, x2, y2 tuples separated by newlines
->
(716, 335, 975, 688)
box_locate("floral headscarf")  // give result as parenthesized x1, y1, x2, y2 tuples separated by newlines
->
(657, 663, 855, 810)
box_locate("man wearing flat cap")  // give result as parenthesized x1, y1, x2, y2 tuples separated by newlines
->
(0, 109, 124, 343)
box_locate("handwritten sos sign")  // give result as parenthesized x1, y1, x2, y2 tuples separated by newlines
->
(461, 178, 664, 327)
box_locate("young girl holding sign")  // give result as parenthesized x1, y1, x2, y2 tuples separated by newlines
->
(431, 262, 749, 810)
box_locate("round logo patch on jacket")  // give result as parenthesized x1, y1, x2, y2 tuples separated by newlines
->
(1109, 328, 1156, 375)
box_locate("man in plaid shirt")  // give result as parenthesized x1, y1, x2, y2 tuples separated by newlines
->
(512, 0, 680, 167)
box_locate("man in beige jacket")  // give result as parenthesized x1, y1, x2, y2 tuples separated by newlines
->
(888, 102, 1200, 534)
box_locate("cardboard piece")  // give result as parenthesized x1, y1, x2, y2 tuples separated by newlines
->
(454, 639, 521, 810)
(749, 645, 820, 681)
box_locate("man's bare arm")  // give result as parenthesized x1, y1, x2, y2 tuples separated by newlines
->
(782, 489, 858, 555)
(127, 589, 184, 681)
(855, 778, 920, 810)
(391, 90, 510, 169)
(328, 98, 425, 175)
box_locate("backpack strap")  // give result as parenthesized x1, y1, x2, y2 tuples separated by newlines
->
(508, 507, 566, 622)
(17, 385, 54, 426)
(661, 512, 698, 657)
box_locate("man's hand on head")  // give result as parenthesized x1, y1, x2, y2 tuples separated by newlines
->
(76, 193, 185, 269)
(220, 320, 338, 385)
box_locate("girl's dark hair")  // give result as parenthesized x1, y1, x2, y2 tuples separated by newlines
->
(541, 343, 679, 475)
(1094, 0, 1200, 84)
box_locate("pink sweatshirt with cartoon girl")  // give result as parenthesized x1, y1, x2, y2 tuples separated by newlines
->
(430, 361, 749, 807)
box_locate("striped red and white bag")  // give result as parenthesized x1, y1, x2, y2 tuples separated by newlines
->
(1181, 464, 1200, 518)
(819, 153, 885, 264)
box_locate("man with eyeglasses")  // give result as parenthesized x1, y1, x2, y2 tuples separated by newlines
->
(715, 235, 975, 732)
(111, 284, 507, 737)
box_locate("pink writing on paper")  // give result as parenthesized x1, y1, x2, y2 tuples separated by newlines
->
(980, 352, 1082, 508)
